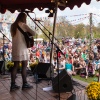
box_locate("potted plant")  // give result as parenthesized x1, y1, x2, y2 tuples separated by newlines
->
(7, 61, 14, 72)
(29, 58, 39, 73)
(86, 82, 100, 100)
(7, 61, 22, 72)
(29, 62, 38, 74)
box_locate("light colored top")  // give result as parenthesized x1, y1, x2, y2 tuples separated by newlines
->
(12, 22, 35, 61)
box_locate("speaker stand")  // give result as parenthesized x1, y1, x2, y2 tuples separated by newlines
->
(54, 48, 64, 99)
(32, 73, 42, 84)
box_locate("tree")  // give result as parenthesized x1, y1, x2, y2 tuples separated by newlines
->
(38, 19, 53, 41)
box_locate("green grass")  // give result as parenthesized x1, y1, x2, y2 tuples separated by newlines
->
(72, 71, 99, 83)
(72, 75, 98, 83)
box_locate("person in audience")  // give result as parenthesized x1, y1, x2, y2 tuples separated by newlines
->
(93, 42, 98, 59)
(10, 12, 36, 91)
(93, 56, 100, 70)
(36, 49, 40, 59)
(79, 57, 86, 68)
(54, 57, 65, 73)
(81, 50, 88, 62)
(79, 57, 87, 78)
(60, 57, 66, 69)
(68, 55, 73, 64)
(65, 59, 76, 76)
(73, 53, 79, 61)
(52, 57, 57, 74)
(73, 58, 82, 75)
(29, 53, 36, 64)
(86, 61, 95, 79)
(45, 52, 50, 63)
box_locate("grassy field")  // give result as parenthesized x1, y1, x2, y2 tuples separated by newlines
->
(72, 75, 98, 83)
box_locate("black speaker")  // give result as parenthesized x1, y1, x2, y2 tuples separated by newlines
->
(34, 63, 54, 79)
(52, 69, 73, 93)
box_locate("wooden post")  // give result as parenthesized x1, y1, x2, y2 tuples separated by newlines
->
(98, 66, 100, 82)
(89, 13, 100, 82)
(89, 13, 92, 60)
(50, 0, 58, 64)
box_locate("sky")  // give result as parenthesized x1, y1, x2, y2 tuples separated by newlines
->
(0, 0, 100, 39)
(33, 0, 100, 26)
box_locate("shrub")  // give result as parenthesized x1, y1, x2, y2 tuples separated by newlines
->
(7, 61, 21, 72)
(86, 82, 100, 100)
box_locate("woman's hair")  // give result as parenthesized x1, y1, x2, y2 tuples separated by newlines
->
(87, 61, 93, 69)
(10, 12, 27, 37)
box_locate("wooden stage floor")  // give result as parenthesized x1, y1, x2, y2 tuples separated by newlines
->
(0, 74, 88, 100)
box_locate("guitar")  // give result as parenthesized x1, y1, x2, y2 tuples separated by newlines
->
(17, 25, 34, 48)
(24, 32, 34, 48)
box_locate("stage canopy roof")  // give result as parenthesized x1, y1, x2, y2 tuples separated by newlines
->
(0, 0, 92, 13)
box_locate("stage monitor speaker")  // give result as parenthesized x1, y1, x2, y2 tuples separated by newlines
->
(34, 63, 54, 79)
(52, 69, 73, 93)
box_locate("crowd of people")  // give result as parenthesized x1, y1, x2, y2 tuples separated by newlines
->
(30, 37, 100, 79)
(0, 36, 100, 80)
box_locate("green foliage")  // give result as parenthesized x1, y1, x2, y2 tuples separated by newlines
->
(37, 17, 100, 40)
(73, 75, 97, 83)
(7, 61, 14, 69)
(73, 73, 99, 83)
(29, 63, 38, 68)
(6, 61, 22, 72)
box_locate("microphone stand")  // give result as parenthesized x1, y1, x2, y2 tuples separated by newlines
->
(33, 12, 38, 100)
(0, 30, 11, 75)
(25, 5, 64, 99)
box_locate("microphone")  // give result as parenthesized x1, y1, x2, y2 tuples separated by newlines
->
(34, 19, 44, 22)
(18, 9, 34, 13)
(24, 11, 34, 13)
